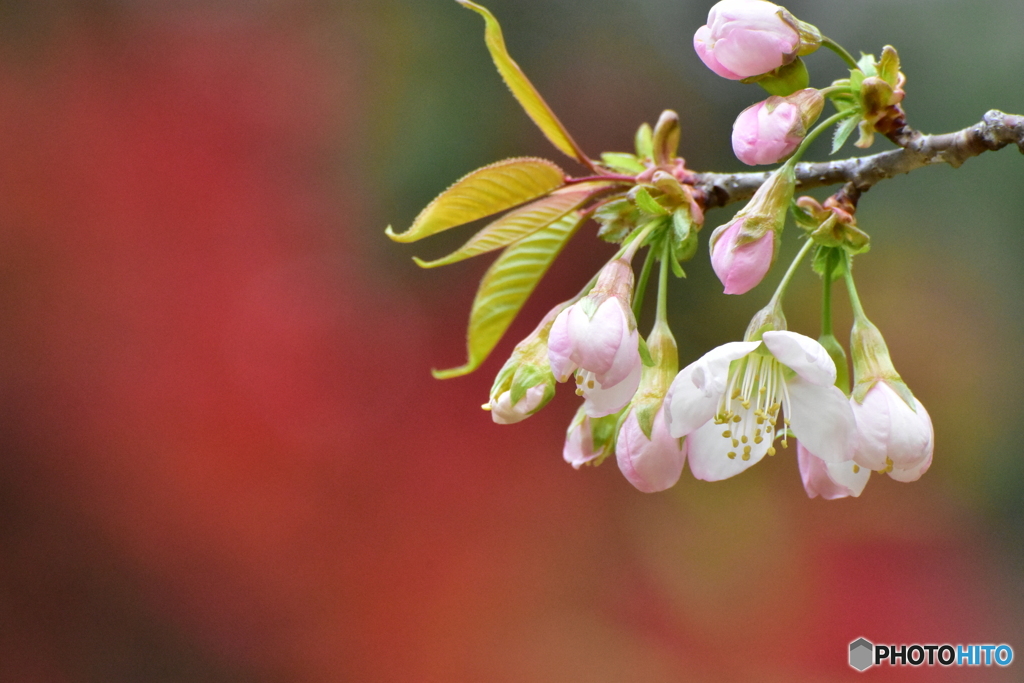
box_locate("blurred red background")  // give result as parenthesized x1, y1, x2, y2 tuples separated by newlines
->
(0, 1, 1021, 681)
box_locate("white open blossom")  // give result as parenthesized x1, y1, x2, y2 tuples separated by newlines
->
(664, 330, 857, 481)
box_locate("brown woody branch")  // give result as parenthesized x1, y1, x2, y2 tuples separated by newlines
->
(696, 110, 1024, 211)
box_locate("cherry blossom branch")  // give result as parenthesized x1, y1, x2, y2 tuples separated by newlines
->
(697, 110, 1024, 210)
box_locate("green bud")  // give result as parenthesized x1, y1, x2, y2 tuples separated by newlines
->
(634, 122, 654, 161)
(651, 110, 681, 166)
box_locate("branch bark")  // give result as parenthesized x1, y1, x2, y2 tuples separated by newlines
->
(696, 110, 1024, 211)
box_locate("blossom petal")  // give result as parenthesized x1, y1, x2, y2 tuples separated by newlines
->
(567, 299, 624, 377)
(583, 361, 642, 418)
(787, 378, 856, 463)
(664, 340, 759, 438)
(686, 407, 770, 481)
(694, 25, 742, 79)
(887, 398, 933, 482)
(547, 309, 576, 382)
(763, 330, 835, 386)
(563, 418, 599, 469)
(598, 317, 640, 388)
(798, 442, 869, 499)
(616, 409, 687, 493)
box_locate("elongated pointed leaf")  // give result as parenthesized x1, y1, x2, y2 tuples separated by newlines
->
(831, 114, 861, 154)
(386, 157, 565, 243)
(433, 211, 586, 379)
(456, 0, 588, 165)
(414, 185, 607, 268)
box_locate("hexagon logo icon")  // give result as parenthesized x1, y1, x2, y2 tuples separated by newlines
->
(850, 638, 874, 671)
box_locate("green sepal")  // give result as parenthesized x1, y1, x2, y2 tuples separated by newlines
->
(432, 210, 584, 379)
(634, 122, 654, 160)
(790, 200, 818, 231)
(631, 398, 658, 441)
(600, 152, 646, 175)
(489, 355, 519, 396)
(669, 257, 686, 279)
(589, 410, 625, 466)
(456, 0, 588, 164)
(631, 186, 670, 217)
(578, 295, 599, 320)
(751, 58, 810, 97)
(671, 208, 699, 266)
(509, 363, 552, 406)
(851, 377, 916, 411)
(812, 245, 849, 281)
(387, 157, 565, 243)
(637, 335, 655, 367)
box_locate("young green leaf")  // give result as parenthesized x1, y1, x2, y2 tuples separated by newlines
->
(634, 123, 654, 160)
(631, 187, 670, 216)
(433, 211, 585, 379)
(831, 114, 861, 154)
(413, 185, 603, 268)
(386, 157, 565, 243)
(600, 152, 646, 174)
(456, 0, 589, 165)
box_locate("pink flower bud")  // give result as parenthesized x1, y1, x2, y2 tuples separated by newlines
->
(489, 384, 549, 425)
(616, 407, 687, 493)
(851, 382, 933, 477)
(547, 259, 642, 417)
(709, 220, 775, 295)
(693, 0, 799, 80)
(732, 99, 802, 165)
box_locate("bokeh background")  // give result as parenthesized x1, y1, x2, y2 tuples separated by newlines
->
(0, 0, 1022, 681)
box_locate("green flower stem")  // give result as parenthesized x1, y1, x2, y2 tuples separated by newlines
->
(788, 109, 858, 165)
(817, 84, 851, 99)
(842, 261, 868, 321)
(768, 238, 815, 308)
(822, 36, 859, 70)
(656, 235, 671, 325)
(821, 249, 835, 337)
(632, 244, 657, 321)
(620, 219, 661, 262)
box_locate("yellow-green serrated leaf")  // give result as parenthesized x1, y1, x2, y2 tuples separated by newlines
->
(386, 157, 565, 243)
(600, 152, 645, 175)
(831, 114, 861, 155)
(414, 186, 601, 268)
(456, 0, 588, 164)
(433, 211, 585, 379)
(632, 187, 670, 216)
